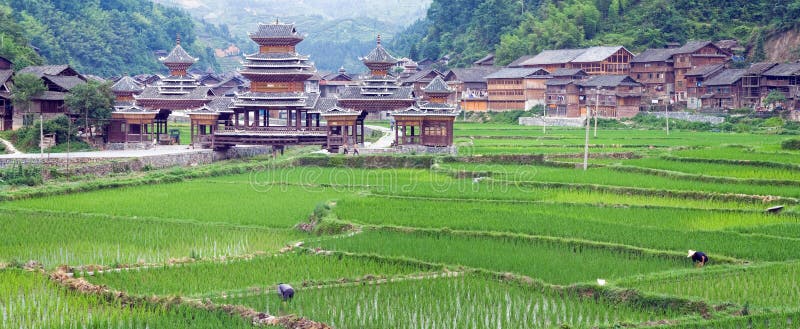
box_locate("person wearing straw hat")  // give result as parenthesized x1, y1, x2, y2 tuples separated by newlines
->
(687, 250, 708, 267)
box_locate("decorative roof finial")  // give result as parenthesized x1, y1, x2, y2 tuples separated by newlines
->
(276, 17, 279, 24)
(176, 33, 181, 46)
(377, 34, 382, 46)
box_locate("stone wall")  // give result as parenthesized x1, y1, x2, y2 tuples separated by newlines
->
(518, 117, 587, 127)
(646, 112, 725, 124)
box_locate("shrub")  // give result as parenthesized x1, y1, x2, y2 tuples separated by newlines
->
(781, 138, 800, 150)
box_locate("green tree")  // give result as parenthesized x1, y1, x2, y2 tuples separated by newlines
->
(762, 90, 786, 110)
(64, 81, 114, 137)
(11, 73, 45, 126)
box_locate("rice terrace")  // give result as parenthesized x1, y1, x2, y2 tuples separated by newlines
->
(0, 121, 798, 329)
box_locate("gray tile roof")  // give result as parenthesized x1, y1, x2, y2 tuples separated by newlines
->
(578, 75, 641, 88)
(445, 67, 500, 83)
(339, 85, 414, 100)
(161, 44, 198, 64)
(745, 62, 779, 75)
(250, 23, 300, 38)
(672, 41, 714, 54)
(313, 97, 338, 112)
(137, 85, 211, 100)
(474, 53, 494, 65)
(571, 46, 627, 62)
(401, 68, 441, 84)
(551, 68, 586, 77)
(423, 76, 452, 93)
(361, 37, 398, 64)
(546, 78, 576, 86)
(685, 64, 725, 77)
(45, 75, 86, 91)
(763, 63, 800, 77)
(630, 48, 677, 63)
(703, 69, 746, 86)
(111, 76, 144, 93)
(507, 55, 534, 67)
(521, 49, 587, 65)
(485, 67, 549, 79)
(205, 97, 235, 112)
(18, 65, 72, 78)
(32, 91, 67, 101)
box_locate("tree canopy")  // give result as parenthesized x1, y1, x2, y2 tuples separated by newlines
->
(64, 80, 114, 136)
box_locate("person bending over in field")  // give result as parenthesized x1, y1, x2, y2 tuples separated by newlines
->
(277, 283, 294, 302)
(688, 250, 708, 267)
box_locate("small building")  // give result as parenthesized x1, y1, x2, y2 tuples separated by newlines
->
(742, 62, 779, 109)
(0, 56, 14, 130)
(671, 41, 731, 102)
(544, 69, 589, 117)
(760, 63, 800, 111)
(391, 76, 459, 147)
(473, 54, 495, 67)
(319, 67, 356, 97)
(400, 68, 443, 96)
(485, 67, 549, 111)
(578, 75, 643, 118)
(630, 48, 676, 101)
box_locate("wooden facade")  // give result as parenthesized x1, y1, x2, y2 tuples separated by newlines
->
(545, 80, 582, 117)
(511, 46, 633, 76)
(579, 77, 644, 118)
(486, 68, 549, 111)
(444, 66, 500, 112)
(671, 42, 731, 102)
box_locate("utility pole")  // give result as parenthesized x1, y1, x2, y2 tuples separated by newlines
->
(583, 97, 591, 171)
(594, 88, 599, 137)
(666, 84, 671, 135)
(39, 114, 43, 158)
(542, 105, 546, 134)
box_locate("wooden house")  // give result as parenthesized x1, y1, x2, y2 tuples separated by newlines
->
(760, 63, 800, 111)
(699, 69, 746, 111)
(629, 48, 675, 102)
(684, 64, 725, 110)
(578, 75, 643, 118)
(485, 67, 549, 111)
(510, 46, 633, 75)
(14, 65, 86, 128)
(0, 56, 13, 130)
(742, 63, 779, 109)
(671, 41, 731, 102)
(444, 66, 500, 112)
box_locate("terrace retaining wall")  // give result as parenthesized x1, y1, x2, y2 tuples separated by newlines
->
(645, 112, 725, 124)
(518, 117, 586, 127)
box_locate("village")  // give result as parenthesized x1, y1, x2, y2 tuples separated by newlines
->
(0, 21, 798, 156)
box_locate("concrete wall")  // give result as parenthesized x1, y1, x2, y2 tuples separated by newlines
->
(646, 112, 725, 124)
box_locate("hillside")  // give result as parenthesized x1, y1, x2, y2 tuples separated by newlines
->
(154, 0, 432, 73)
(0, 0, 236, 76)
(401, 0, 800, 67)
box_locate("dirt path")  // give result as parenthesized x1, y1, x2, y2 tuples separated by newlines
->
(0, 137, 22, 155)
(364, 125, 393, 149)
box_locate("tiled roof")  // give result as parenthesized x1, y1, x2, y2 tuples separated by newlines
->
(551, 68, 586, 77)
(361, 36, 398, 64)
(250, 23, 299, 38)
(422, 76, 452, 93)
(507, 55, 534, 68)
(401, 68, 441, 84)
(339, 85, 414, 100)
(136, 85, 211, 100)
(245, 53, 307, 60)
(521, 49, 586, 65)
(762, 63, 800, 77)
(45, 75, 86, 91)
(578, 75, 641, 88)
(114, 105, 158, 114)
(474, 53, 494, 65)
(161, 44, 198, 64)
(445, 67, 501, 83)
(745, 62, 779, 75)
(571, 46, 627, 63)
(111, 76, 144, 93)
(485, 67, 548, 79)
(32, 91, 67, 101)
(672, 41, 714, 54)
(630, 48, 676, 63)
(18, 65, 71, 78)
(205, 97, 235, 112)
(546, 78, 576, 86)
(685, 64, 725, 77)
(703, 69, 746, 86)
(313, 97, 338, 112)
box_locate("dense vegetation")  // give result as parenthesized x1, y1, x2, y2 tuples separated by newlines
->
(399, 0, 800, 66)
(0, 0, 232, 76)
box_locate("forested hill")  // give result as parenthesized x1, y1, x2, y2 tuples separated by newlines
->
(397, 0, 800, 67)
(0, 0, 231, 76)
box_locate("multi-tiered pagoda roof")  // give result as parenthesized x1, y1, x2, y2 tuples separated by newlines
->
(338, 36, 415, 112)
(134, 37, 211, 110)
(394, 76, 459, 117)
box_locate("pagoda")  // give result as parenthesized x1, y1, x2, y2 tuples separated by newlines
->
(134, 35, 211, 111)
(337, 35, 415, 112)
(391, 76, 459, 147)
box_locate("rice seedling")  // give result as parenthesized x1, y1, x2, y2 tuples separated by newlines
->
(621, 158, 800, 181)
(87, 252, 434, 297)
(0, 269, 254, 329)
(217, 274, 687, 329)
(308, 229, 691, 285)
(625, 262, 800, 309)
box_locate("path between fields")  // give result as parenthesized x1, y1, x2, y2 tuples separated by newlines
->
(0, 137, 21, 155)
(364, 125, 393, 149)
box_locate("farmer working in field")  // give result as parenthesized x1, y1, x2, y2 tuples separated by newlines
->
(688, 250, 708, 267)
(277, 283, 295, 302)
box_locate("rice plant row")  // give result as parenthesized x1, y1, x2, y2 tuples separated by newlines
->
(86, 251, 435, 297)
(215, 274, 688, 329)
(333, 196, 800, 261)
(621, 157, 800, 181)
(0, 269, 253, 329)
(307, 229, 693, 285)
(0, 209, 304, 268)
(625, 262, 800, 309)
